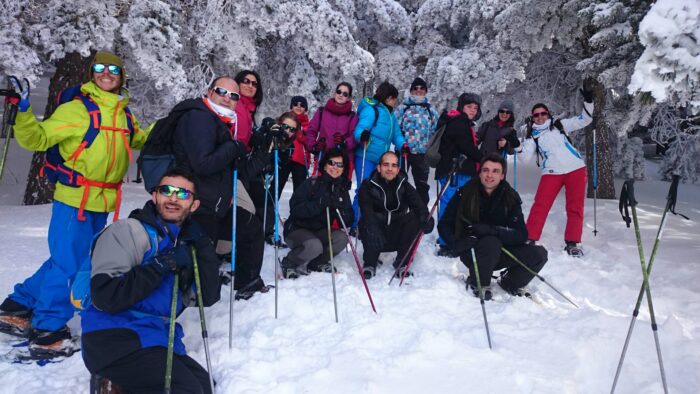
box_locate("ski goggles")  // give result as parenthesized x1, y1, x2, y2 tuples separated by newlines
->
(326, 159, 344, 169)
(92, 63, 122, 75)
(157, 185, 195, 200)
(212, 86, 240, 101)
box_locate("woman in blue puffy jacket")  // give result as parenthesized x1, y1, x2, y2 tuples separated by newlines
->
(351, 81, 407, 228)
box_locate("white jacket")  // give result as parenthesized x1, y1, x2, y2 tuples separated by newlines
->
(519, 102, 593, 175)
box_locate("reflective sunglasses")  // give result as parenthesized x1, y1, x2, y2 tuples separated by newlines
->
(335, 89, 350, 97)
(326, 159, 344, 169)
(241, 78, 258, 87)
(157, 185, 194, 200)
(92, 63, 121, 75)
(411, 86, 427, 91)
(212, 86, 240, 101)
(280, 124, 298, 133)
(498, 109, 512, 115)
(532, 111, 549, 118)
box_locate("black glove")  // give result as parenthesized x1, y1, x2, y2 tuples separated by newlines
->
(360, 130, 370, 144)
(312, 138, 326, 155)
(422, 217, 434, 234)
(248, 130, 266, 150)
(149, 244, 192, 275)
(362, 222, 386, 251)
(580, 87, 594, 103)
(471, 223, 498, 238)
(452, 236, 477, 254)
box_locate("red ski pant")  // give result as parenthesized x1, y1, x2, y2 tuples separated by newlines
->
(526, 167, 587, 243)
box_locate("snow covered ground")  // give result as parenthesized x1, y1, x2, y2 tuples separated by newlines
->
(0, 150, 698, 393)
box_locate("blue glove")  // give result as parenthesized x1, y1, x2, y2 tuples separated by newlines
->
(9, 76, 30, 112)
(149, 244, 193, 275)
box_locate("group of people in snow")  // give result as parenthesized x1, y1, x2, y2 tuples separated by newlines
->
(0, 51, 596, 392)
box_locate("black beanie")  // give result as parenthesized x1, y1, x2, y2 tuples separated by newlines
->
(410, 77, 427, 91)
(290, 96, 308, 111)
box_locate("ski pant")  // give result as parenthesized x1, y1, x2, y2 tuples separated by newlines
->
(460, 236, 548, 288)
(526, 167, 587, 243)
(351, 155, 377, 228)
(361, 214, 419, 269)
(97, 347, 211, 394)
(278, 161, 308, 195)
(9, 201, 107, 331)
(193, 207, 265, 291)
(406, 153, 430, 205)
(285, 228, 347, 269)
(436, 173, 471, 245)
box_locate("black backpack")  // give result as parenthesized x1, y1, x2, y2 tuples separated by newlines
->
(138, 99, 199, 192)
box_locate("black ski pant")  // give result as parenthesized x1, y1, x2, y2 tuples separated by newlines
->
(460, 236, 548, 288)
(193, 207, 265, 291)
(406, 153, 431, 205)
(278, 161, 308, 196)
(97, 347, 211, 394)
(362, 214, 419, 269)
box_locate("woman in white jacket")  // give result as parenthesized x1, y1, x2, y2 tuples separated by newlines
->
(519, 89, 594, 257)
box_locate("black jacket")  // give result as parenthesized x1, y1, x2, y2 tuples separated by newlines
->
(172, 98, 247, 217)
(476, 117, 520, 156)
(438, 179, 527, 247)
(358, 170, 429, 231)
(284, 173, 354, 236)
(435, 111, 482, 179)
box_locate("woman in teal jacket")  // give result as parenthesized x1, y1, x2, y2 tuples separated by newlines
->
(351, 81, 406, 228)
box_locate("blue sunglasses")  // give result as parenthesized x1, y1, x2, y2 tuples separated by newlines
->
(92, 63, 122, 75)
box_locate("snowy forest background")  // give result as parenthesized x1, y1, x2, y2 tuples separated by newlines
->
(1, 0, 698, 198)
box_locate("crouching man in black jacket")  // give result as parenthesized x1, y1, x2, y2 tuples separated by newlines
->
(81, 169, 220, 393)
(281, 148, 353, 278)
(358, 151, 433, 279)
(439, 153, 548, 300)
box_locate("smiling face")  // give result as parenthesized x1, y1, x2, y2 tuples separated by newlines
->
(208, 78, 239, 111)
(377, 152, 399, 181)
(239, 73, 258, 99)
(152, 176, 200, 226)
(531, 105, 550, 125)
(291, 104, 306, 115)
(324, 155, 344, 179)
(498, 109, 512, 123)
(479, 160, 505, 194)
(92, 66, 122, 94)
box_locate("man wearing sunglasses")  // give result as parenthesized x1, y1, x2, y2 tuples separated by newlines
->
(397, 77, 439, 205)
(518, 87, 594, 257)
(80, 169, 220, 393)
(358, 151, 433, 279)
(0, 52, 148, 358)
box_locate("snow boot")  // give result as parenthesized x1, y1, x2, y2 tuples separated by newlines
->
(393, 260, 413, 278)
(0, 298, 32, 337)
(90, 374, 125, 394)
(280, 258, 300, 279)
(564, 241, 584, 257)
(28, 326, 78, 359)
(362, 266, 376, 280)
(497, 278, 531, 298)
(234, 278, 273, 301)
(466, 277, 492, 301)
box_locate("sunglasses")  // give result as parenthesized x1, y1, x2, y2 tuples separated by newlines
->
(326, 159, 344, 169)
(241, 78, 258, 88)
(411, 86, 427, 91)
(92, 63, 121, 75)
(292, 102, 306, 108)
(498, 110, 512, 115)
(157, 185, 194, 200)
(335, 89, 350, 98)
(280, 124, 298, 133)
(532, 111, 549, 118)
(212, 86, 240, 101)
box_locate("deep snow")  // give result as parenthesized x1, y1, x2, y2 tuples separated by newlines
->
(0, 146, 698, 394)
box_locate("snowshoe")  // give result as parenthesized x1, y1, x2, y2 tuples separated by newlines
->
(497, 278, 532, 298)
(280, 258, 300, 279)
(564, 241, 584, 258)
(0, 299, 32, 338)
(393, 267, 413, 279)
(466, 278, 492, 301)
(90, 374, 125, 394)
(234, 278, 273, 301)
(362, 266, 376, 280)
(265, 235, 287, 248)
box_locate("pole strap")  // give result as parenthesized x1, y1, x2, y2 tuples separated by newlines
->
(618, 180, 636, 228)
(668, 175, 689, 220)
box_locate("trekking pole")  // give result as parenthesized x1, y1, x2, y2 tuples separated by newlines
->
(229, 168, 238, 348)
(335, 208, 377, 313)
(391, 160, 460, 286)
(313, 150, 323, 177)
(164, 273, 179, 394)
(470, 247, 493, 350)
(610, 178, 685, 394)
(500, 247, 579, 308)
(326, 207, 339, 322)
(273, 145, 280, 318)
(513, 150, 517, 192)
(592, 128, 598, 236)
(354, 141, 369, 251)
(262, 174, 270, 237)
(0, 77, 21, 181)
(302, 146, 310, 179)
(190, 247, 215, 393)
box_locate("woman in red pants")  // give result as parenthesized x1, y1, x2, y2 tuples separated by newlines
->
(519, 88, 594, 257)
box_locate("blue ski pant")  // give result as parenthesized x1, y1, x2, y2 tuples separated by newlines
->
(9, 201, 107, 331)
(437, 174, 471, 245)
(351, 155, 377, 228)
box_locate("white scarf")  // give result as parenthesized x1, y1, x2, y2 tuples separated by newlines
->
(207, 99, 237, 119)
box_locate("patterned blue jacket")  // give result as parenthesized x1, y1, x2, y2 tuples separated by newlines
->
(397, 97, 439, 154)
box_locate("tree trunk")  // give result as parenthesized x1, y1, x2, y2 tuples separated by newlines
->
(584, 77, 615, 199)
(23, 51, 94, 205)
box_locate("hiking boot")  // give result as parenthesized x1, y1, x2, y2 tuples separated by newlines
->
(28, 326, 79, 359)
(362, 266, 376, 280)
(564, 241, 584, 258)
(235, 278, 273, 301)
(266, 235, 287, 248)
(348, 227, 358, 238)
(466, 277, 492, 301)
(90, 374, 125, 394)
(498, 278, 531, 298)
(0, 298, 32, 337)
(280, 258, 300, 279)
(309, 263, 336, 273)
(437, 246, 459, 258)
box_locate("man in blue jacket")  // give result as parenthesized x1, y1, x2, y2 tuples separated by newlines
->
(81, 169, 219, 393)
